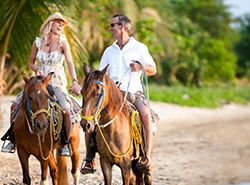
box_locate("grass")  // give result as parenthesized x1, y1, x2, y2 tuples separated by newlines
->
(148, 84, 250, 108)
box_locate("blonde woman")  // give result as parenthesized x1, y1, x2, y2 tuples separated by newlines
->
(2, 12, 81, 156)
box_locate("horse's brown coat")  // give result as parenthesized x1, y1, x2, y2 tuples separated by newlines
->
(14, 73, 80, 185)
(80, 63, 152, 185)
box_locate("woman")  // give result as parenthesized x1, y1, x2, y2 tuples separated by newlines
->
(1, 12, 81, 157)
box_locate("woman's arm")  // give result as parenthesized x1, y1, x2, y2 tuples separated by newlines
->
(62, 40, 81, 95)
(29, 41, 42, 75)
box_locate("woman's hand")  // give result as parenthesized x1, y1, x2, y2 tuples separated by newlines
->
(36, 69, 43, 76)
(69, 82, 81, 96)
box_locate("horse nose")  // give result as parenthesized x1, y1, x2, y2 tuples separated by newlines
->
(80, 120, 94, 133)
(35, 120, 48, 132)
(80, 119, 87, 132)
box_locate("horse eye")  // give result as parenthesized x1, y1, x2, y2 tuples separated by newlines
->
(28, 96, 33, 101)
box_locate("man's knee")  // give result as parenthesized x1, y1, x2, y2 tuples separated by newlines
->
(139, 108, 150, 119)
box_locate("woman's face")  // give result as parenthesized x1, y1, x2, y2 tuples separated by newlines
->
(51, 19, 65, 35)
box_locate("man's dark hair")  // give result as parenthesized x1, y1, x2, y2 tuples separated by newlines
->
(113, 14, 131, 32)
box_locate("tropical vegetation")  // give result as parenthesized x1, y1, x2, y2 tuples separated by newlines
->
(1, 0, 250, 109)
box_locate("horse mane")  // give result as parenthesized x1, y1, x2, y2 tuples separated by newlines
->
(104, 74, 127, 114)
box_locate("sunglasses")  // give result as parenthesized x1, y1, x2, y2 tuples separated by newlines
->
(110, 23, 122, 28)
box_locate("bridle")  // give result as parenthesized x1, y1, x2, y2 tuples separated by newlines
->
(80, 79, 107, 124)
(26, 94, 51, 122)
(24, 78, 64, 160)
(25, 79, 52, 134)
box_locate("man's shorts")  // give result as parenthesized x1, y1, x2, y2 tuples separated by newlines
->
(134, 91, 149, 111)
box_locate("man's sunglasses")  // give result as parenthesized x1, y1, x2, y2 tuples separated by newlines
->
(110, 23, 122, 28)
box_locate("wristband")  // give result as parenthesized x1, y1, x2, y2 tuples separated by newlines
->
(72, 78, 78, 83)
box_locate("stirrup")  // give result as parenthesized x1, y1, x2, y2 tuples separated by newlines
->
(136, 156, 151, 174)
(80, 159, 96, 174)
(59, 145, 71, 157)
(1, 141, 16, 153)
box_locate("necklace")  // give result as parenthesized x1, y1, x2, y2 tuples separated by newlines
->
(118, 38, 130, 49)
(46, 35, 58, 47)
(46, 39, 57, 47)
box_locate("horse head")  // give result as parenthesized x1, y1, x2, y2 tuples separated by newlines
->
(22, 72, 54, 134)
(80, 63, 109, 133)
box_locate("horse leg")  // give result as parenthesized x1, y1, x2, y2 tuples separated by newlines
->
(70, 123, 80, 185)
(100, 157, 112, 185)
(131, 159, 143, 185)
(40, 157, 50, 185)
(144, 157, 152, 185)
(17, 146, 31, 185)
(57, 148, 69, 185)
(120, 160, 132, 185)
(48, 152, 58, 185)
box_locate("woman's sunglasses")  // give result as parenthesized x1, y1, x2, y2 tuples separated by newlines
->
(110, 23, 122, 28)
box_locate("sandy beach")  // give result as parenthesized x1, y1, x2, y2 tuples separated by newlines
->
(0, 95, 250, 185)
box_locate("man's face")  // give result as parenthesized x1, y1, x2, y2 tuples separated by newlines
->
(108, 17, 122, 39)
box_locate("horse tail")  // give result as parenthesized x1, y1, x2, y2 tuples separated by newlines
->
(57, 148, 68, 185)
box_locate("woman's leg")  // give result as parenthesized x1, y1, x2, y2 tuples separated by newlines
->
(1, 102, 17, 153)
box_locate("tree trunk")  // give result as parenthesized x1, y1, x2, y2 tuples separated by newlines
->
(0, 53, 6, 127)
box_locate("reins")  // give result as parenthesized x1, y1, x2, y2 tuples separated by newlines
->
(80, 61, 148, 158)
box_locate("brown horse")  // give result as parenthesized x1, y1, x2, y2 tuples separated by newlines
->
(80, 63, 153, 185)
(13, 73, 80, 185)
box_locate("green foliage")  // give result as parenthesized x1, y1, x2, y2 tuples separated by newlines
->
(149, 84, 250, 108)
(234, 14, 250, 79)
(1, 0, 249, 95)
(171, 0, 234, 41)
(136, 18, 164, 67)
(199, 39, 237, 82)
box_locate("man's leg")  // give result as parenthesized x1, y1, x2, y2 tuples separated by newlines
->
(138, 107, 153, 159)
(81, 132, 97, 174)
(133, 91, 154, 173)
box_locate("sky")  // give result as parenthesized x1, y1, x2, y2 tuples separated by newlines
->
(223, 0, 250, 18)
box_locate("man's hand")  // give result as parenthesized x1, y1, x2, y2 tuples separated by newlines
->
(130, 61, 141, 72)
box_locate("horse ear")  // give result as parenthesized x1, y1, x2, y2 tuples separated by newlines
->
(100, 64, 109, 79)
(43, 72, 54, 86)
(83, 62, 90, 78)
(22, 73, 30, 84)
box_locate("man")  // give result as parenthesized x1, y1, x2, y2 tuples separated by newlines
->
(81, 14, 156, 174)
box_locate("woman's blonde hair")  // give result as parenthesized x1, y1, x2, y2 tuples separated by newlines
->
(42, 21, 53, 46)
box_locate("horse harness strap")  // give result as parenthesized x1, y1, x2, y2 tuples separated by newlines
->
(80, 79, 107, 123)
(80, 69, 131, 128)
(26, 94, 51, 120)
